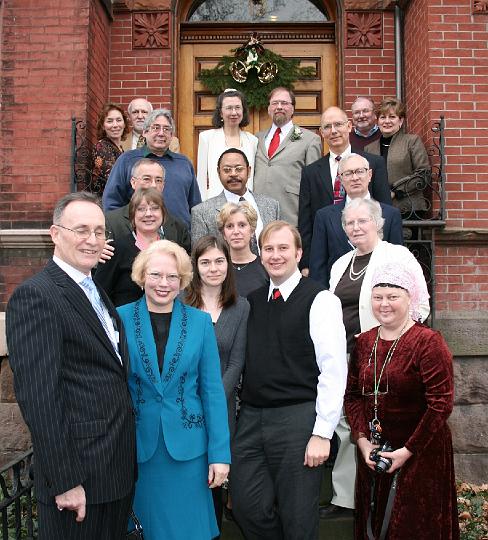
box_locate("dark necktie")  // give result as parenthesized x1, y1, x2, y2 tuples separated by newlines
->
(333, 155, 345, 205)
(268, 127, 281, 158)
(136, 134, 146, 148)
(272, 288, 282, 301)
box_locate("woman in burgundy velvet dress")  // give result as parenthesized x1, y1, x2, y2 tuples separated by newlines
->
(345, 263, 459, 540)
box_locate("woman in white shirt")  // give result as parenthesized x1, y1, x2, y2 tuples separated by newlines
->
(197, 89, 258, 200)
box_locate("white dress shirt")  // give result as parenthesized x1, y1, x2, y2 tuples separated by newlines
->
(268, 269, 348, 439)
(329, 144, 352, 189)
(223, 188, 264, 244)
(53, 255, 120, 357)
(264, 120, 294, 153)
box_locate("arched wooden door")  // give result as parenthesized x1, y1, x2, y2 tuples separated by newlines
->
(177, 2, 337, 165)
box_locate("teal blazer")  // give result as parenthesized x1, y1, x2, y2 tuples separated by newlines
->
(117, 297, 230, 465)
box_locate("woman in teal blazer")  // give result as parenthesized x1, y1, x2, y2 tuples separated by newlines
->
(118, 239, 230, 540)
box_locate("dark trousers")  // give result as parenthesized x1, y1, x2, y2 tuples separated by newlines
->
(37, 491, 133, 540)
(230, 402, 322, 540)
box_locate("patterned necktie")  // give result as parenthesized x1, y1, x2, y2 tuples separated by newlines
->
(272, 288, 282, 301)
(81, 277, 120, 356)
(136, 134, 146, 148)
(268, 127, 281, 158)
(333, 155, 345, 205)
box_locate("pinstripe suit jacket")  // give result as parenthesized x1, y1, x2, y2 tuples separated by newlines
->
(190, 191, 280, 253)
(6, 260, 136, 505)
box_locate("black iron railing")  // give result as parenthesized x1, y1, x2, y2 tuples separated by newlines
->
(0, 449, 35, 540)
(402, 116, 446, 327)
(70, 117, 102, 194)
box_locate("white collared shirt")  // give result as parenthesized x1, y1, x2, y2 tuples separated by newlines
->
(267, 269, 348, 439)
(265, 120, 294, 153)
(223, 188, 264, 244)
(329, 145, 352, 189)
(53, 256, 120, 355)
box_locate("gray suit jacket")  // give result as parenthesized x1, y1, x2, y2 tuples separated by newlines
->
(214, 297, 250, 437)
(190, 191, 280, 252)
(253, 124, 322, 225)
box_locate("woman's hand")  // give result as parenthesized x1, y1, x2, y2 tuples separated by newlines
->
(98, 239, 114, 264)
(378, 446, 412, 473)
(208, 463, 230, 489)
(357, 437, 378, 471)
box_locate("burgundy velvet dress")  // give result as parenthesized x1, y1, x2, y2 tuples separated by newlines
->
(345, 322, 459, 540)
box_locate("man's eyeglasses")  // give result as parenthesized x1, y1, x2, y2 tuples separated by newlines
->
(352, 108, 373, 116)
(148, 125, 172, 134)
(340, 167, 370, 179)
(55, 224, 110, 240)
(322, 120, 349, 132)
(220, 166, 246, 174)
(134, 175, 164, 186)
(270, 100, 292, 107)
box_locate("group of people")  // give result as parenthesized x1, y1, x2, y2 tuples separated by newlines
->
(5, 84, 459, 540)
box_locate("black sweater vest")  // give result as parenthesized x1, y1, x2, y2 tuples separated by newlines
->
(241, 278, 324, 408)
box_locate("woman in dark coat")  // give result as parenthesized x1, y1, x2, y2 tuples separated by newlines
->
(95, 187, 188, 306)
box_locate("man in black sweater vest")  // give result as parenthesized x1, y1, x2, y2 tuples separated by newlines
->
(231, 221, 347, 539)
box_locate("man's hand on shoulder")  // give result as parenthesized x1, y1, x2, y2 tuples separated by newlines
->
(55, 484, 86, 522)
(303, 435, 330, 467)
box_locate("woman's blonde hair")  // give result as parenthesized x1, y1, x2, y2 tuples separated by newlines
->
(216, 201, 258, 232)
(131, 239, 193, 289)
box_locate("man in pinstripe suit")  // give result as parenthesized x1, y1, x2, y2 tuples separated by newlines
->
(6, 192, 136, 540)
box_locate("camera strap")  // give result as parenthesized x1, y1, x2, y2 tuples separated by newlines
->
(366, 470, 400, 540)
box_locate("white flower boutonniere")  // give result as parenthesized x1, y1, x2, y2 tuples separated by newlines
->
(290, 126, 303, 141)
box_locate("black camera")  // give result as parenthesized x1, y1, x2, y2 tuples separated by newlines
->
(369, 441, 393, 473)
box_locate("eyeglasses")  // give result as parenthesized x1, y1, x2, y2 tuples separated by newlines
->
(148, 124, 172, 134)
(134, 175, 164, 186)
(220, 165, 246, 174)
(223, 105, 243, 112)
(146, 272, 180, 284)
(270, 100, 292, 107)
(352, 108, 373, 116)
(55, 224, 109, 240)
(340, 167, 370, 179)
(136, 205, 162, 215)
(322, 120, 349, 132)
(344, 217, 374, 229)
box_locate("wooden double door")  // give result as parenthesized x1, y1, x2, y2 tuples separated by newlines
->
(177, 23, 337, 165)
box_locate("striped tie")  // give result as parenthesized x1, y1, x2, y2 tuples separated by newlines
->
(81, 277, 120, 356)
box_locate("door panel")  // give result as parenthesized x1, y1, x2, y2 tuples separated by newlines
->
(178, 23, 336, 166)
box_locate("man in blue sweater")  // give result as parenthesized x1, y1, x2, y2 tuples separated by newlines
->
(102, 109, 200, 229)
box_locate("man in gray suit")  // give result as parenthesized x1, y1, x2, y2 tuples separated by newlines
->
(6, 192, 136, 540)
(191, 148, 280, 252)
(253, 87, 322, 226)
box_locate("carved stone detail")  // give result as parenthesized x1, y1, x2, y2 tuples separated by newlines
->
(344, 0, 393, 9)
(346, 11, 383, 48)
(124, 0, 171, 9)
(132, 11, 170, 49)
(473, 0, 488, 12)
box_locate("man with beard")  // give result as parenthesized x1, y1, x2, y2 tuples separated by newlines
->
(349, 96, 381, 151)
(253, 87, 322, 226)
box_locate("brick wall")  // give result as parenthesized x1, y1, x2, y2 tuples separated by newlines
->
(402, 0, 488, 314)
(109, 7, 174, 115)
(343, 10, 396, 113)
(86, 0, 111, 141)
(0, 0, 91, 230)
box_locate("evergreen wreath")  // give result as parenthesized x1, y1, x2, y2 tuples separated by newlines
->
(198, 34, 316, 110)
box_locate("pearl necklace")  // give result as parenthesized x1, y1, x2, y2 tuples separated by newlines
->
(349, 250, 369, 281)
